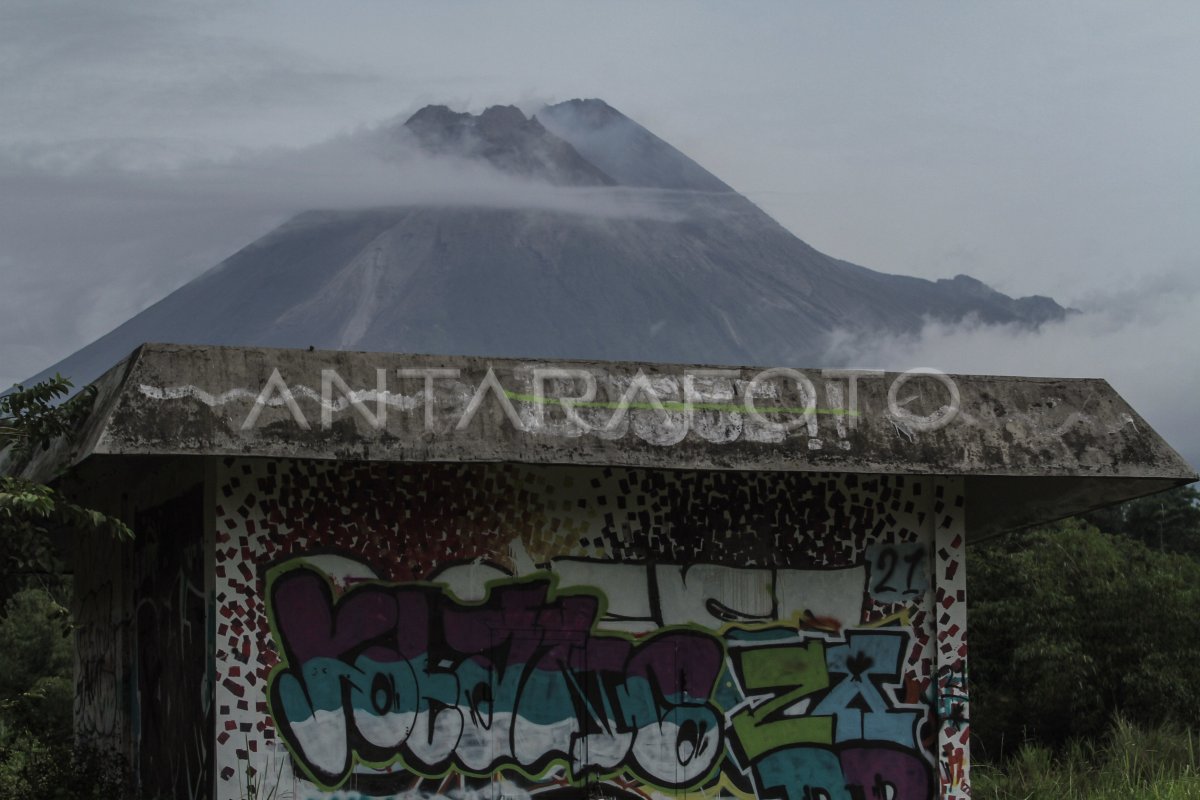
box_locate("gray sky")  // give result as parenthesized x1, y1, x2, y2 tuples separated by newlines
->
(2, 0, 1198, 466)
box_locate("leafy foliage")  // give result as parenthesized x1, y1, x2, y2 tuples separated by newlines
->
(1085, 485, 1200, 557)
(0, 376, 97, 457)
(1, 479, 133, 572)
(0, 378, 140, 797)
(0, 589, 140, 798)
(1, 376, 131, 606)
(969, 515, 1200, 757)
(0, 735, 139, 800)
(0, 590, 73, 744)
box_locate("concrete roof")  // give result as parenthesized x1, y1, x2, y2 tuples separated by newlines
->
(8, 343, 1195, 537)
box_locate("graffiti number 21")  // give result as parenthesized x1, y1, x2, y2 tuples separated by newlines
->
(867, 543, 928, 602)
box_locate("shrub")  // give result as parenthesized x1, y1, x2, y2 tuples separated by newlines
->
(969, 519, 1200, 757)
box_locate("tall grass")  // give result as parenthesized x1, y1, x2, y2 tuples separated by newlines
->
(974, 718, 1200, 799)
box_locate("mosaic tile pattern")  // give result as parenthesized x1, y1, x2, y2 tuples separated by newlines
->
(934, 478, 971, 799)
(210, 458, 966, 799)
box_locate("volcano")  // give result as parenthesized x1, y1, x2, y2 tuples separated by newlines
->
(28, 99, 1067, 386)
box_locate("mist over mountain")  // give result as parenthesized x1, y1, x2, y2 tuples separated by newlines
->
(27, 98, 1068, 387)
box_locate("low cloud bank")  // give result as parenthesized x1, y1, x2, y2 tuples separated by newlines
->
(0, 123, 695, 387)
(4, 124, 1196, 480)
(1, 121, 697, 219)
(824, 273, 1200, 471)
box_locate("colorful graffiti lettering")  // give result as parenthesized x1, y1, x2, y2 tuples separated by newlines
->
(726, 631, 929, 800)
(266, 559, 934, 798)
(268, 566, 725, 790)
(433, 555, 873, 634)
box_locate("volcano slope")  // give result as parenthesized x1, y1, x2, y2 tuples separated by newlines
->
(29, 99, 1066, 387)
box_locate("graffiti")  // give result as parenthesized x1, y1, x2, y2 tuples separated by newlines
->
(753, 744, 932, 800)
(726, 631, 928, 800)
(134, 487, 212, 800)
(433, 555, 870, 634)
(937, 665, 969, 732)
(268, 565, 725, 791)
(75, 579, 122, 742)
(867, 543, 929, 603)
(204, 460, 965, 799)
(266, 559, 933, 797)
(934, 515, 972, 799)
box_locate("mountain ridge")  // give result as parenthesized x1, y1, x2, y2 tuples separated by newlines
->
(23, 99, 1069, 389)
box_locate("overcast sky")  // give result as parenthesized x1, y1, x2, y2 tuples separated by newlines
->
(2, 0, 1198, 467)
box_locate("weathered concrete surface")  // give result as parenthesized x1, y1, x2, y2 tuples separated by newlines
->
(8, 343, 1195, 535)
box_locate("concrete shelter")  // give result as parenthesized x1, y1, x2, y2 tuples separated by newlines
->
(7, 343, 1195, 800)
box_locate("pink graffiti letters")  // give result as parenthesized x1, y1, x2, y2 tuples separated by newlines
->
(266, 564, 725, 791)
(265, 558, 935, 797)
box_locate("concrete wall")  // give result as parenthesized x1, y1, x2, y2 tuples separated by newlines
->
(74, 507, 134, 757)
(71, 457, 213, 799)
(211, 458, 969, 800)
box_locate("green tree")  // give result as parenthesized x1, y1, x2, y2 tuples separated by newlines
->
(0, 377, 131, 607)
(0, 377, 138, 798)
(969, 518, 1200, 757)
(0, 589, 74, 744)
(1085, 484, 1200, 556)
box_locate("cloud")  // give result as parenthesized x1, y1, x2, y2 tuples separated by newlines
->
(0, 119, 699, 387)
(2, 2, 1196, 478)
(0, 119, 703, 216)
(0, 0, 387, 148)
(824, 272, 1200, 471)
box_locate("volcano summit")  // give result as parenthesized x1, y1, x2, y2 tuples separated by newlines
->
(28, 99, 1067, 387)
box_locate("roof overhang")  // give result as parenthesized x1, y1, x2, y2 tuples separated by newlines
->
(6, 343, 1195, 537)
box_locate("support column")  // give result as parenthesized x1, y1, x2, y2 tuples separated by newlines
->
(933, 477, 970, 799)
